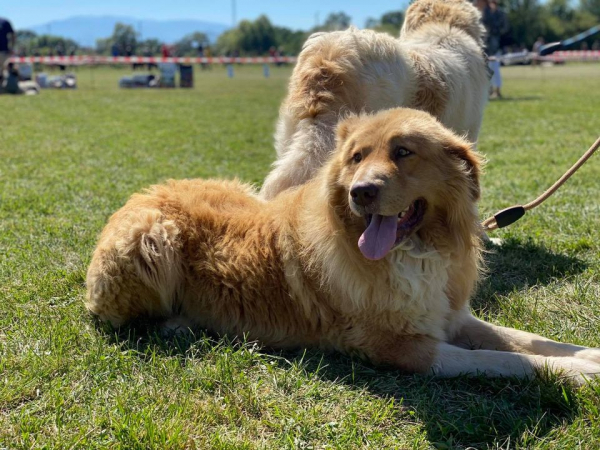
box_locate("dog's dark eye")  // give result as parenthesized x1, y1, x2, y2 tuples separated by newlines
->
(393, 146, 412, 159)
(352, 153, 363, 163)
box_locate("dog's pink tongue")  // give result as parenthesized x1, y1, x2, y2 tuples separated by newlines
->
(358, 214, 397, 260)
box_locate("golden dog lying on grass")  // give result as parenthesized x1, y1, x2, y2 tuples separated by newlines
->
(86, 108, 600, 382)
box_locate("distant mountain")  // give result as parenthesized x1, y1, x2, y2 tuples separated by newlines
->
(28, 15, 230, 47)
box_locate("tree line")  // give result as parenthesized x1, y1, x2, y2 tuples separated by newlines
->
(14, 1, 600, 58)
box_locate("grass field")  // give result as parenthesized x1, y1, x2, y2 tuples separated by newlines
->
(1, 63, 600, 449)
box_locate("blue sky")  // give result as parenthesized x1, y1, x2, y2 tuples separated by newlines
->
(4, 0, 409, 31)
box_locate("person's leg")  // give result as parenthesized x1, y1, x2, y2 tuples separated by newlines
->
(0, 52, 8, 84)
(491, 57, 502, 98)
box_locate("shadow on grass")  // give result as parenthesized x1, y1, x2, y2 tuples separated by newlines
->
(490, 95, 543, 102)
(97, 318, 582, 449)
(284, 350, 581, 449)
(473, 236, 587, 311)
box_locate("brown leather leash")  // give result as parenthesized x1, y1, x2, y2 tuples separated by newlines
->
(482, 136, 600, 231)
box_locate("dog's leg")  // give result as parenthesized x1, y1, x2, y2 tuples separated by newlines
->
(431, 342, 600, 384)
(361, 329, 600, 383)
(260, 149, 315, 200)
(261, 117, 336, 200)
(450, 314, 600, 364)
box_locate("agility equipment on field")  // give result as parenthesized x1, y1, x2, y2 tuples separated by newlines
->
(482, 137, 600, 231)
(540, 25, 600, 56)
(493, 49, 600, 65)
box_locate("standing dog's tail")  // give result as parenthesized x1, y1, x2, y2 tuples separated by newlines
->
(401, 0, 486, 47)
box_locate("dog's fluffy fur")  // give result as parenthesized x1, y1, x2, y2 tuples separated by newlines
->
(86, 108, 600, 383)
(260, 0, 490, 200)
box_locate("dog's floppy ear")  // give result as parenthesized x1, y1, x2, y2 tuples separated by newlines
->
(447, 139, 483, 201)
(336, 114, 361, 144)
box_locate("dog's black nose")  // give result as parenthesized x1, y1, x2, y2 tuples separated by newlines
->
(350, 183, 379, 207)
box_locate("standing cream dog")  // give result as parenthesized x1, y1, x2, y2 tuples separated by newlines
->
(260, 0, 490, 199)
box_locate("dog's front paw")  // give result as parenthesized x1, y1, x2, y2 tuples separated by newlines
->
(575, 347, 600, 365)
(552, 357, 600, 385)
